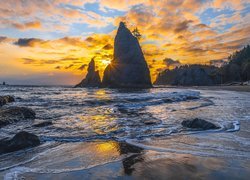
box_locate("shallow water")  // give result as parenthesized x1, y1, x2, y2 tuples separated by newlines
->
(0, 86, 249, 179)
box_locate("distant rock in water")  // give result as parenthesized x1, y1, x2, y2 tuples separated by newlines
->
(182, 118, 219, 130)
(0, 131, 40, 154)
(154, 65, 221, 86)
(102, 22, 152, 88)
(75, 58, 101, 87)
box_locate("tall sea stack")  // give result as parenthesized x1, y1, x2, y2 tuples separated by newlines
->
(102, 22, 152, 88)
(75, 58, 101, 87)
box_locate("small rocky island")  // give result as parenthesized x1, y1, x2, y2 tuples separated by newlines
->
(75, 58, 101, 87)
(102, 22, 152, 88)
(76, 22, 152, 88)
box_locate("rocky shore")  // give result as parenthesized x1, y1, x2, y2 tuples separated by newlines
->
(76, 22, 152, 88)
(0, 95, 41, 154)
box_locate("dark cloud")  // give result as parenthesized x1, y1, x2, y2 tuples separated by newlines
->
(195, 23, 209, 29)
(163, 58, 181, 68)
(65, 64, 74, 69)
(14, 38, 44, 47)
(22, 58, 37, 64)
(100, 54, 113, 59)
(174, 20, 193, 33)
(102, 44, 113, 50)
(85, 37, 95, 42)
(144, 50, 164, 57)
(78, 64, 87, 71)
(55, 66, 61, 70)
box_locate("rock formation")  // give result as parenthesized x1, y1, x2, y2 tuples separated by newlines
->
(154, 65, 221, 86)
(0, 131, 40, 154)
(102, 22, 152, 88)
(0, 106, 36, 127)
(182, 118, 219, 130)
(75, 58, 101, 87)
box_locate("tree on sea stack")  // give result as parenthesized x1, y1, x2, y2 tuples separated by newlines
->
(132, 27, 142, 40)
(102, 22, 152, 88)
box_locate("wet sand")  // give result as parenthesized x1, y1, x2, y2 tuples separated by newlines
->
(2, 140, 248, 180)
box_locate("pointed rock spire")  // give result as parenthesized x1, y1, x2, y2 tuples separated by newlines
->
(75, 58, 101, 87)
(102, 22, 152, 88)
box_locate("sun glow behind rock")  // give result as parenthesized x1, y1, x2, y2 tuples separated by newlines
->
(0, 0, 249, 85)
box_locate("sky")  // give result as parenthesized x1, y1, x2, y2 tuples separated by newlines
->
(0, 0, 250, 85)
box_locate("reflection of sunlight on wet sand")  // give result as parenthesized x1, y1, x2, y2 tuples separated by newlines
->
(96, 141, 119, 154)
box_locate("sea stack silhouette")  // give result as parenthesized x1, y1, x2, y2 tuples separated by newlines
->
(102, 22, 152, 88)
(75, 58, 101, 87)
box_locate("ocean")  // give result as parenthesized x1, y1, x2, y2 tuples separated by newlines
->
(0, 86, 249, 179)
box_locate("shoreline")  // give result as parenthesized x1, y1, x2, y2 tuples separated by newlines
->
(154, 85, 250, 92)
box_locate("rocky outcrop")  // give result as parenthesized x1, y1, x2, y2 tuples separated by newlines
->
(0, 107, 36, 127)
(155, 45, 250, 86)
(102, 22, 152, 88)
(0, 95, 15, 107)
(0, 131, 40, 154)
(75, 58, 101, 87)
(155, 65, 221, 86)
(182, 118, 219, 130)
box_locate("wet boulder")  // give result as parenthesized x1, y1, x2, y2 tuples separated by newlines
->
(181, 118, 219, 130)
(0, 95, 15, 106)
(0, 107, 36, 127)
(0, 131, 40, 154)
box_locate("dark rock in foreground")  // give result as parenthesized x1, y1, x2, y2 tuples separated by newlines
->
(75, 58, 101, 87)
(182, 118, 219, 130)
(0, 131, 40, 154)
(33, 121, 52, 127)
(0, 95, 15, 107)
(102, 22, 152, 88)
(0, 107, 36, 127)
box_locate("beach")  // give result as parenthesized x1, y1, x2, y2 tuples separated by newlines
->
(0, 86, 249, 179)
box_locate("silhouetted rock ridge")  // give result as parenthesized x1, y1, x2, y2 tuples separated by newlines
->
(75, 58, 101, 87)
(102, 22, 152, 88)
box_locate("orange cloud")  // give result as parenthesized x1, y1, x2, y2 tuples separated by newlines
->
(12, 21, 42, 30)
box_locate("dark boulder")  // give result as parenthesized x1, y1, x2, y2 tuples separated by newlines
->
(75, 58, 101, 87)
(33, 121, 52, 127)
(0, 95, 15, 106)
(0, 131, 40, 154)
(102, 22, 152, 88)
(181, 118, 219, 130)
(0, 107, 36, 127)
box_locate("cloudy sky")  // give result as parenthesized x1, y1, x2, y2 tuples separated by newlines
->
(0, 0, 249, 85)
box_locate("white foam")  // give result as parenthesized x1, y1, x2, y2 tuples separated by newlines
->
(226, 121, 240, 132)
